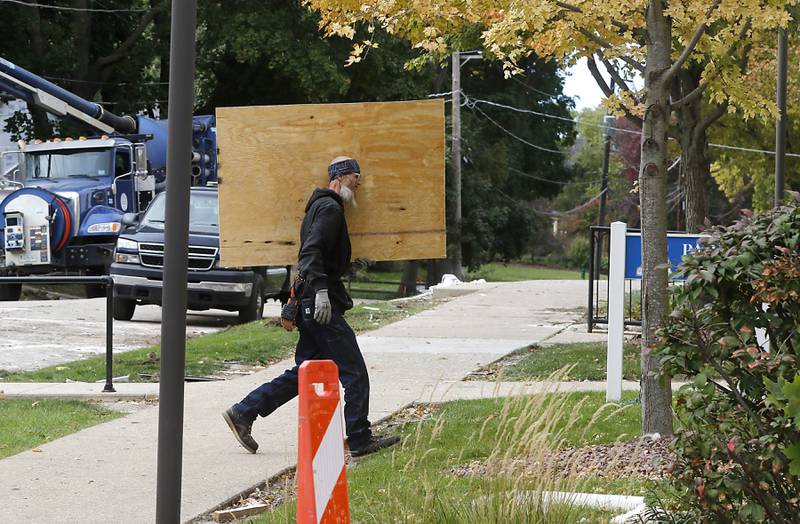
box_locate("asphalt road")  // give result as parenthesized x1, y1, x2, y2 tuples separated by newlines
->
(0, 298, 284, 373)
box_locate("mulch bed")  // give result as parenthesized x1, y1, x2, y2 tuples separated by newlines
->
(450, 435, 674, 480)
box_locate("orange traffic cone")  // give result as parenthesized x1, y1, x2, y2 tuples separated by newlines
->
(297, 360, 350, 523)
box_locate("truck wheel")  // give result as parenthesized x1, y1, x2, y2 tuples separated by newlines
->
(113, 297, 136, 321)
(238, 275, 264, 323)
(0, 283, 22, 301)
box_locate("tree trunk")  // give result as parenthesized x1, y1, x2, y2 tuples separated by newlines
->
(639, 0, 673, 436)
(676, 69, 710, 233)
(398, 260, 419, 297)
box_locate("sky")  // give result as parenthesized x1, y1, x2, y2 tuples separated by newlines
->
(562, 57, 643, 111)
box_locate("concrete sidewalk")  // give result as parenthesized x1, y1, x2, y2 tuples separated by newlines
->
(0, 280, 597, 523)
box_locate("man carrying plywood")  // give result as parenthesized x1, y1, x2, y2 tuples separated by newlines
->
(222, 156, 400, 457)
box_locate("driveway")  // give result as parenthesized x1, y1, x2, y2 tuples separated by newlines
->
(0, 298, 283, 372)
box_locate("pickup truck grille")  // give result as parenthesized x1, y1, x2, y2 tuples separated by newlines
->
(139, 242, 217, 271)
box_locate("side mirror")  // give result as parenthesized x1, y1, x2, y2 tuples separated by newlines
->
(121, 212, 140, 227)
(134, 144, 149, 178)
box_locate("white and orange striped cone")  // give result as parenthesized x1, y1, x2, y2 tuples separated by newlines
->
(297, 360, 350, 523)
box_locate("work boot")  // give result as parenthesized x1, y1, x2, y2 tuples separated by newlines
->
(349, 435, 400, 458)
(222, 407, 258, 454)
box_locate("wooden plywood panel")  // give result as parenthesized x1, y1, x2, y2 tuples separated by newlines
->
(216, 99, 446, 267)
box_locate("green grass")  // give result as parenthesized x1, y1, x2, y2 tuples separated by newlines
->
(469, 263, 584, 281)
(500, 342, 641, 382)
(0, 298, 434, 384)
(349, 263, 584, 298)
(0, 399, 122, 459)
(252, 391, 646, 523)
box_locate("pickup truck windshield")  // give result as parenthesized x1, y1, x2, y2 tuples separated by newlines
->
(26, 149, 111, 180)
(142, 191, 219, 232)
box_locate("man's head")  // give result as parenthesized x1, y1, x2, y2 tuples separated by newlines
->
(328, 156, 361, 207)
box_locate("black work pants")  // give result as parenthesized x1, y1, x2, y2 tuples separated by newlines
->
(233, 312, 372, 447)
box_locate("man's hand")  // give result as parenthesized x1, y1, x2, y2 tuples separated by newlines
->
(314, 289, 332, 324)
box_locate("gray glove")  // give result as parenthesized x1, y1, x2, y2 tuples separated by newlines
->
(314, 289, 332, 325)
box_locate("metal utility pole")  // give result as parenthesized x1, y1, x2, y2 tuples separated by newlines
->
(597, 115, 614, 226)
(450, 50, 482, 281)
(451, 51, 465, 280)
(155, 0, 197, 522)
(775, 28, 788, 207)
(597, 80, 616, 226)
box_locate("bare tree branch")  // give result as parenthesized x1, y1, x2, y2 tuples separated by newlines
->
(665, 0, 723, 83)
(586, 54, 613, 97)
(578, 28, 645, 72)
(697, 102, 728, 135)
(97, 2, 165, 67)
(597, 50, 635, 94)
(587, 54, 643, 127)
(555, 1, 646, 39)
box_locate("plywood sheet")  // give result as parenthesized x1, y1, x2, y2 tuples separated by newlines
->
(216, 99, 446, 267)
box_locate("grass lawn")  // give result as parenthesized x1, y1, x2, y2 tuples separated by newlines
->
(348, 263, 585, 299)
(0, 298, 434, 384)
(468, 263, 585, 282)
(0, 399, 122, 459)
(253, 391, 646, 523)
(500, 342, 641, 382)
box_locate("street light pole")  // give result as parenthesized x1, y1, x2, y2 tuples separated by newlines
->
(155, 0, 197, 521)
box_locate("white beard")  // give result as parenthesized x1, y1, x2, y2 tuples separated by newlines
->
(340, 185, 358, 208)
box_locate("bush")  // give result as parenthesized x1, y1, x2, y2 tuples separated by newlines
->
(565, 235, 590, 269)
(655, 202, 800, 522)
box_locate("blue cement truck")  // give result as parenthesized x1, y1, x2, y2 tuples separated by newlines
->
(0, 57, 217, 299)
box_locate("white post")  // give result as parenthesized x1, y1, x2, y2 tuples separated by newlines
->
(607, 221, 627, 402)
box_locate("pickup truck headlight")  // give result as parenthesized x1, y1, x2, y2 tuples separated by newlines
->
(117, 237, 138, 251)
(115, 252, 140, 264)
(88, 222, 121, 234)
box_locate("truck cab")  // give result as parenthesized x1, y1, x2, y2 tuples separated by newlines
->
(0, 137, 153, 299)
(110, 186, 290, 323)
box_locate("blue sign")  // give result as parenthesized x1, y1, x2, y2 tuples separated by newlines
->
(624, 233, 702, 280)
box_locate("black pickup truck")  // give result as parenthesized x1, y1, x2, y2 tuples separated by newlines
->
(110, 186, 290, 323)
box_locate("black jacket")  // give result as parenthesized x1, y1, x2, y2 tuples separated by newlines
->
(297, 188, 353, 312)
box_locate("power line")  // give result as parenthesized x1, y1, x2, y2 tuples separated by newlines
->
(506, 72, 562, 99)
(509, 166, 602, 186)
(709, 142, 800, 158)
(466, 94, 641, 135)
(468, 93, 800, 159)
(42, 75, 168, 86)
(496, 185, 609, 217)
(0, 0, 148, 12)
(466, 99, 567, 155)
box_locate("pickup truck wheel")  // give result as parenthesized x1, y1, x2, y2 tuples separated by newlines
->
(113, 297, 136, 321)
(0, 283, 22, 301)
(238, 275, 264, 323)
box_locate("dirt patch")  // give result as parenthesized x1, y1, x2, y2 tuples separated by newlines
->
(450, 435, 673, 480)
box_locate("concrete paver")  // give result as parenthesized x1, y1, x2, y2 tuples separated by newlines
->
(0, 280, 597, 523)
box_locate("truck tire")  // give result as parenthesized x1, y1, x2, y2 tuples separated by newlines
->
(0, 283, 22, 301)
(113, 297, 136, 321)
(238, 275, 264, 323)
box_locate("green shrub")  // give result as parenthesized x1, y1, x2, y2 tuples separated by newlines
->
(566, 235, 590, 269)
(655, 202, 800, 522)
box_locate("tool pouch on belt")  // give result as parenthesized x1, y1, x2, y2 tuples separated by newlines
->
(280, 276, 302, 332)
